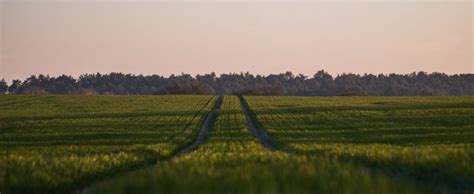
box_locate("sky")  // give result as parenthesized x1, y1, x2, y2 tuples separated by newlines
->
(0, 0, 473, 82)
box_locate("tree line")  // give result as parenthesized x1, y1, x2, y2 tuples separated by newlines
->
(0, 70, 472, 96)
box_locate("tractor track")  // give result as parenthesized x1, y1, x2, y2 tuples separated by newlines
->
(80, 96, 222, 194)
(238, 96, 277, 151)
(174, 95, 223, 157)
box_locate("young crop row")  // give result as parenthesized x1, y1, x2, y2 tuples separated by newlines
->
(87, 96, 429, 194)
(2, 95, 472, 194)
(0, 95, 215, 193)
(245, 96, 474, 193)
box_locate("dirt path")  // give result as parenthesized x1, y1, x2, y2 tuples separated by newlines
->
(238, 96, 277, 151)
(174, 95, 223, 157)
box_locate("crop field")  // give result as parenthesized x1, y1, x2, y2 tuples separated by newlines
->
(0, 95, 473, 194)
(0, 95, 215, 193)
(245, 96, 474, 193)
(88, 96, 429, 194)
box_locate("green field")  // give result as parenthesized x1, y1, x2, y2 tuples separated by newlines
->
(0, 95, 473, 194)
(0, 95, 215, 193)
(245, 96, 474, 193)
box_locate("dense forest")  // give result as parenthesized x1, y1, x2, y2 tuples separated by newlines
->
(0, 71, 472, 96)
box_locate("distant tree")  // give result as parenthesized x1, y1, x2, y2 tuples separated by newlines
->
(3, 70, 473, 96)
(8, 80, 21, 94)
(16, 75, 49, 94)
(49, 75, 77, 94)
(313, 70, 335, 95)
(0, 79, 8, 94)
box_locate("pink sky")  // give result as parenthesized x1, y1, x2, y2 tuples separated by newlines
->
(1, 0, 472, 82)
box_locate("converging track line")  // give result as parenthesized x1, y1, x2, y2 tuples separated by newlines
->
(175, 95, 223, 157)
(238, 96, 277, 151)
(80, 96, 222, 194)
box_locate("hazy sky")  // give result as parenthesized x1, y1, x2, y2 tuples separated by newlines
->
(1, 0, 473, 82)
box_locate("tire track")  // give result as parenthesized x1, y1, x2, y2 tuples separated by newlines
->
(174, 95, 223, 157)
(80, 96, 222, 194)
(166, 95, 216, 142)
(239, 96, 472, 194)
(238, 96, 277, 151)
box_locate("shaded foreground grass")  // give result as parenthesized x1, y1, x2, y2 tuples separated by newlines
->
(87, 96, 429, 194)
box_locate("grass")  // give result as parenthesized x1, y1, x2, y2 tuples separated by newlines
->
(0, 95, 215, 193)
(86, 96, 429, 194)
(1, 95, 472, 194)
(245, 96, 474, 193)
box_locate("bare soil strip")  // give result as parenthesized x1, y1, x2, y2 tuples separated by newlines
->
(175, 95, 223, 157)
(238, 96, 277, 151)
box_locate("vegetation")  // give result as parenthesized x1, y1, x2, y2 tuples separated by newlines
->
(245, 96, 474, 193)
(0, 95, 215, 193)
(87, 96, 429, 194)
(3, 71, 473, 95)
(1, 95, 472, 194)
